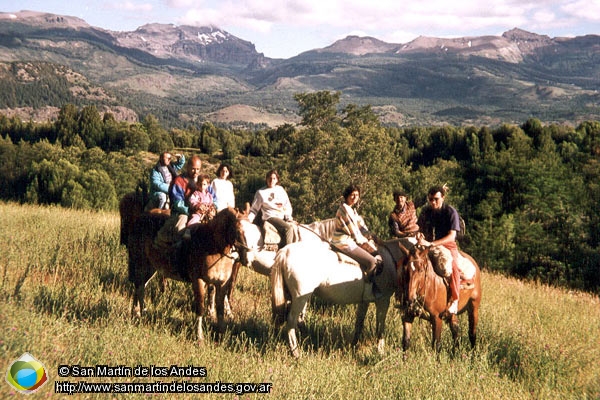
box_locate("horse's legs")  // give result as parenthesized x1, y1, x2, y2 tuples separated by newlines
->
(468, 300, 479, 348)
(401, 314, 414, 353)
(287, 293, 311, 358)
(131, 283, 145, 319)
(191, 278, 208, 344)
(374, 297, 391, 355)
(431, 316, 444, 353)
(224, 261, 242, 318)
(352, 302, 369, 348)
(207, 285, 216, 320)
(297, 301, 308, 331)
(214, 284, 227, 335)
(448, 313, 460, 352)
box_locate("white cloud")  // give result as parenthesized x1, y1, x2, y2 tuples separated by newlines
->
(90, 0, 599, 57)
(166, 0, 204, 8)
(172, 0, 549, 35)
(561, 0, 600, 21)
(107, 1, 154, 12)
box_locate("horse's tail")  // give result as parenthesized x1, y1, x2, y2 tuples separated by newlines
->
(127, 213, 169, 283)
(270, 248, 288, 325)
(119, 182, 150, 246)
(119, 192, 138, 246)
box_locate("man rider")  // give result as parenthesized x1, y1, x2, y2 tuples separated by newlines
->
(417, 185, 462, 314)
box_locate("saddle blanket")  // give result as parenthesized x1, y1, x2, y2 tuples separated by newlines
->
(429, 245, 476, 280)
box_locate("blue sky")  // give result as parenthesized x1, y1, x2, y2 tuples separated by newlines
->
(2, 0, 599, 59)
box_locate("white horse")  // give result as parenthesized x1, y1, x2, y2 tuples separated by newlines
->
(206, 217, 336, 318)
(270, 238, 412, 358)
(239, 218, 337, 276)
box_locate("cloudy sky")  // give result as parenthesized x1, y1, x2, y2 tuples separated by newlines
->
(3, 0, 600, 58)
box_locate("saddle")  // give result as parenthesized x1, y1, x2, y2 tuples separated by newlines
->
(262, 220, 283, 251)
(260, 220, 300, 251)
(429, 246, 476, 290)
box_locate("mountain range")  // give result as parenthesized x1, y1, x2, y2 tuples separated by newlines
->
(1, 10, 599, 127)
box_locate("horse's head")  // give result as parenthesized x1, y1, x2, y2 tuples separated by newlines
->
(405, 244, 431, 317)
(210, 208, 240, 252)
(238, 216, 262, 249)
(231, 209, 250, 267)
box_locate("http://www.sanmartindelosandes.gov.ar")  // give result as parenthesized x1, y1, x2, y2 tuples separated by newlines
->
(6, 352, 49, 394)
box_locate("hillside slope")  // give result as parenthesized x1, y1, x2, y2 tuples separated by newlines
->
(1, 11, 599, 126)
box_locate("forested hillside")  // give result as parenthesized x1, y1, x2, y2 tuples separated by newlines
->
(1, 91, 598, 293)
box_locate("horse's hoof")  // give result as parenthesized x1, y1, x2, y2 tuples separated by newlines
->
(291, 348, 301, 358)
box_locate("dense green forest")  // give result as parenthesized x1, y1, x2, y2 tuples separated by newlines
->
(1, 91, 599, 293)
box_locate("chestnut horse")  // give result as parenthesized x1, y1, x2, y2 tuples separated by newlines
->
(127, 208, 247, 342)
(119, 191, 242, 318)
(400, 243, 481, 353)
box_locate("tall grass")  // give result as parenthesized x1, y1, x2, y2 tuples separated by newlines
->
(1, 202, 599, 399)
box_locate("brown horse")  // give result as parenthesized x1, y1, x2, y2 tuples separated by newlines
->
(127, 208, 248, 342)
(119, 190, 242, 319)
(399, 243, 482, 353)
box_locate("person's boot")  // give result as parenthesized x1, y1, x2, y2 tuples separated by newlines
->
(448, 299, 459, 314)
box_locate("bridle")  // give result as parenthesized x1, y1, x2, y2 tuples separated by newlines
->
(407, 246, 430, 316)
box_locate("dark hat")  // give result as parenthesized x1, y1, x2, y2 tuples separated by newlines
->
(393, 190, 407, 198)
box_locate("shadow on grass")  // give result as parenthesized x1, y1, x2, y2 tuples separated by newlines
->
(486, 333, 524, 381)
(33, 285, 111, 322)
(99, 269, 131, 297)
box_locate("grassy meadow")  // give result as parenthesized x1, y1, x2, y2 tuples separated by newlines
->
(1, 202, 599, 399)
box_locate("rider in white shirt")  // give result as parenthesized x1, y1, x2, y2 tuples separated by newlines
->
(248, 169, 295, 247)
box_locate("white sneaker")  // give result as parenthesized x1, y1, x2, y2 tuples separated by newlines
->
(448, 300, 458, 314)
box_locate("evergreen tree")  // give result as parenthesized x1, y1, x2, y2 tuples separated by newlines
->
(144, 114, 173, 153)
(78, 105, 104, 148)
(56, 104, 83, 148)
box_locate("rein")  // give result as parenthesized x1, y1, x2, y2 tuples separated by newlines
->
(206, 253, 228, 269)
(206, 246, 238, 269)
(234, 239, 251, 252)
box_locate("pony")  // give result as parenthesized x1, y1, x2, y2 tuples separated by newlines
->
(270, 238, 411, 358)
(120, 190, 240, 319)
(400, 243, 482, 353)
(239, 217, 338, 276)
(127, 207, 248, 343)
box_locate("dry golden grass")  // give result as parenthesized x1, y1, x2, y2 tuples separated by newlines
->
(1, 202, 598, 399)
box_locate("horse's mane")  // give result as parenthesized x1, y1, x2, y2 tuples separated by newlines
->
(301, 218, 337, 242)
(191, 208, 238, 254)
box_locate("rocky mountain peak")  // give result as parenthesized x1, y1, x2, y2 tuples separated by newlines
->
(320, 35, 397, 55)
(110, 22, 260, 65)
(0, 10, 89, 29)
(502, 28, 551, 42)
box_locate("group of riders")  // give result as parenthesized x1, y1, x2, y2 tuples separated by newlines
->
(146, 152, 464, 315)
